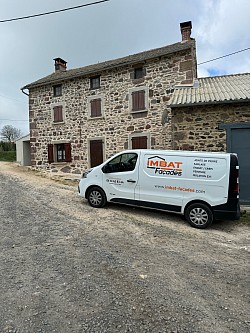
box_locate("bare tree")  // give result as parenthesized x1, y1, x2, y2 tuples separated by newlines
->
(0, 125, 22, 142)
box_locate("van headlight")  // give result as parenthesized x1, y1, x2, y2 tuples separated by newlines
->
(82, 168, 93, 178)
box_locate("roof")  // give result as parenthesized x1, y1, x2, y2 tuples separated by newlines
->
(170, 73, 250, 107)
(22, 40, 195, 90)
(15, 134, 30, 142)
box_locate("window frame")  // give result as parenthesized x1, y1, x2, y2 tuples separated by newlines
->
(128, 132, 150, 149)
(51, 103, 65, 124)
(134, 67, 145, 80)
(48, 142, 71, 164)
(90, 75, 101, 90)
(129, 86, 149, 113)
(87, 95, 104, 119)
(53, 84, 62, 97)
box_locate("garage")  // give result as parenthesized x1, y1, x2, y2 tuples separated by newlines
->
(220, 123, 250, 204)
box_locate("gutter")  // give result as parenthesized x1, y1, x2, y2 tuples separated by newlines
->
(21, 88, 29, 96)
(170, 98, 250, 108)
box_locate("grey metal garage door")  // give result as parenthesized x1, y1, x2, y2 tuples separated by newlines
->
(231, 128, 250, 204)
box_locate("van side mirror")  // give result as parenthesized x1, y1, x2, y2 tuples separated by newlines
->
(102, 164, 111, 173)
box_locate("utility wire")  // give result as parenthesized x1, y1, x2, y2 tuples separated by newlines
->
(0, 0, 110, 23)
(198, 47, 250, 65)
(0, 119, 28, 122)
(0, 94, 26, 104)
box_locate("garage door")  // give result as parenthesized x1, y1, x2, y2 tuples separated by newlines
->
(231, 128, 250, 204)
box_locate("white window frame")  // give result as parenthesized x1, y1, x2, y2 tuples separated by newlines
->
(128, 86, 149, 113)
(87, 95, 105, 119)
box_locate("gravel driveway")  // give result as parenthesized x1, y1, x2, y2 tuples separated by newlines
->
(0, 162, 249, 333)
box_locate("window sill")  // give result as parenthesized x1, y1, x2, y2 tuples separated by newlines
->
(130, 109, 148, 114)
(50, 162, 68, 165)
(87, 116, 105, 120)
(52, 121, 65, 125)
(90, 87, 101, 90)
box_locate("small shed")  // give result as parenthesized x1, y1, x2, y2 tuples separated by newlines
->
(16, 134, 31, 166)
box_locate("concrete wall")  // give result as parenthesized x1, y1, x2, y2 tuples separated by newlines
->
(16, 135, 31, 166)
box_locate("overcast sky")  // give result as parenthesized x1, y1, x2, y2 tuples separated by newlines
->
(0, 0, 249, 136)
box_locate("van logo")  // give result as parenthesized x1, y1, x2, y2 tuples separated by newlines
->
(147, 156, 183, 176)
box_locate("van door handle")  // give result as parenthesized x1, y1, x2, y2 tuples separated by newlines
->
(127, 179, 136, 183)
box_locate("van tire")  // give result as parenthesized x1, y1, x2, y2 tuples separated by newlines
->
(87, 187, 107, 208)
(185, 203, 213, 229)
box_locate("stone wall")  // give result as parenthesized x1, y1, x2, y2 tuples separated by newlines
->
(29, 46, 196, 173)
(171, 103, 250, 151)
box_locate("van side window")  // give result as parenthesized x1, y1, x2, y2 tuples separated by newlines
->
(103, 153, 138, 173)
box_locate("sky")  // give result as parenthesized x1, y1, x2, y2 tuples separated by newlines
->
(0, 0, 249, 136)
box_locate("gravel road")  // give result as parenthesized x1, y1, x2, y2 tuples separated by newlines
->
(0, 162, 249, 333)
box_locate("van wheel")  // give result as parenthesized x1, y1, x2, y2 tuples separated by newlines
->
(87, 187, 107, 208)
(185, 203, 213, 229)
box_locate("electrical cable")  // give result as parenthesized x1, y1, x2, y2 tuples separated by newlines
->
(0, 119, 28, 122)
(198, 47, 250, 65)
(0, 0, 110, 23)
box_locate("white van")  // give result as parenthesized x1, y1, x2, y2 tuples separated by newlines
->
(78, 149, 240, 228)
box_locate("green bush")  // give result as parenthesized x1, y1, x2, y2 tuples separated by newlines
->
(239, 211, 250, 226)
(0, 141, 16, 151)
(0, 151, 16, 162)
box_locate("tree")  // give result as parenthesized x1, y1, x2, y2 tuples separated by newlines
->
(0, 125, 22, 142)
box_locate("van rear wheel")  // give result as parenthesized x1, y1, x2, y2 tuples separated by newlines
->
(87, 187, 107, 208)
(185, 203, 213, 229)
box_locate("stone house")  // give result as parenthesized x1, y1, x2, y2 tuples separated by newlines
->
(21, 21, 197, 174)
(170, 73, 250, 204)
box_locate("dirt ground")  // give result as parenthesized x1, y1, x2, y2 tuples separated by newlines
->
(0, 162, 249, 333)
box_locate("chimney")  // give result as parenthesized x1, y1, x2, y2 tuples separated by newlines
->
(54, 58, 67, 72)
(180, 21, 192, 42)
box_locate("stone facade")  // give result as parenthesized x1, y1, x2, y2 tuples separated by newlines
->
(171, 103, 250, 151)
(28, 44, 197, 174)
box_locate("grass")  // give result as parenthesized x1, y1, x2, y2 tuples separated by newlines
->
(0, 151, 16, 162)
(239, 211, 250, 226)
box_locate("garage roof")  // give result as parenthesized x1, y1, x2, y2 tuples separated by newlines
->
(170, 73, 250, 107)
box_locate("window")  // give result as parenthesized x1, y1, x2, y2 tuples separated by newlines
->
(129, 86, 149, 113)
(134, 67, 145, 79)
(132, 136, 148, 149)
(132, 90, 145, 111)
(103, 153, 138, 173)
(88, 96, 104, 118)
(56, 144, 66, 162)
(48, 143, 71, 163)
(90, 76, 100, 89)
(90, 99, 101, 117)
(129, 133, 150, 149)
(53, 105, 63, 123)
(53, 85, 62, 97)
